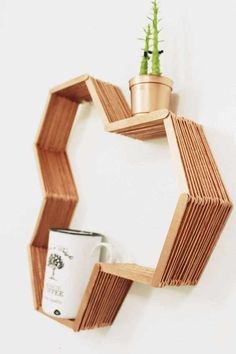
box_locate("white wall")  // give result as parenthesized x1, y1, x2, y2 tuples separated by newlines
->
(1, 0, 236, 353)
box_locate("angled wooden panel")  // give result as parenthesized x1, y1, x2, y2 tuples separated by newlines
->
(152, 116, 232, 287)
(37, 149, 78, 199)
(29, 246, 47, 309)
(36, 94, 78, 152)
(152, 193, 190, 286)
(31, 197, 77, 248)
(86, 77, 131, 124)
(74, 264, 133, 331)
(50, 74, 91, 103)
(164, 115, 189, 193)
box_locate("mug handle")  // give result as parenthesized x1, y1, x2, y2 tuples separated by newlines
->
(91, 242, 113, 263)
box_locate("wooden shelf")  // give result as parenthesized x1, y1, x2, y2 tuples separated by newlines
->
(29, 74, 232, 331)
(100, 263, 154, 285)
(38, 267, 138, 331)
(106, 109, 169, 139)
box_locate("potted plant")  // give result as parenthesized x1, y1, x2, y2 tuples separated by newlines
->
(129, 0, 173, 116)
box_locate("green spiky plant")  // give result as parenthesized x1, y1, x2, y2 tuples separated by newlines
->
(139, 0, 162, 76)
(139, 24, 151, 75)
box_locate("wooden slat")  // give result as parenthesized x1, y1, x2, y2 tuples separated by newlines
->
(152, 116, 232, 286)
(37, 149, 78, 199)
(86, 77, 131, 124)
(50, 74, 90, 94)
(74, 265, 132, 331)
(36, 94, 78, 151)
(100, 263, 154, 285)
(152, 193, 190, 286)
(164, 115, 189, 194)
(29, 246, 47, 308)
(50, 74, 91, 102)
(31, 197, 77, 248)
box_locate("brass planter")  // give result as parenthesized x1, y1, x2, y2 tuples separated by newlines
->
(129, 75, 173, 116)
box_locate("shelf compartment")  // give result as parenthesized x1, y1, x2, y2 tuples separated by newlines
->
(29, 245, 133, 332)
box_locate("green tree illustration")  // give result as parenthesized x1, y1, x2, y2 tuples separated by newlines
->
(48, 253, 64, 280)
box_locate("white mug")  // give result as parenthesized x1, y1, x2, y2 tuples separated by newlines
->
(42, 228, 113, 319)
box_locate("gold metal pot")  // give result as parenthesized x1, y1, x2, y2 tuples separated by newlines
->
(129, 75, 173, 116)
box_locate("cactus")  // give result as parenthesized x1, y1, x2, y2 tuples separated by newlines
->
(139, 0, 162, 76)
(151, 0, 161, 75)
(139, 24, 151, 75)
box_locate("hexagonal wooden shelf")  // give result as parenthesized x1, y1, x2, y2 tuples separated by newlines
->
(29, 74, 232, 331)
